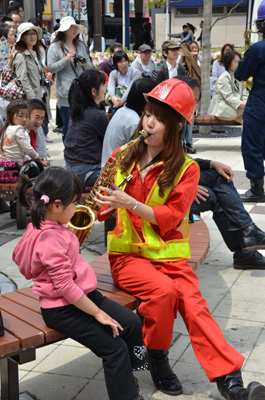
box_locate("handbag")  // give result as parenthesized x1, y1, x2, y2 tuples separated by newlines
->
(0, 160, 21, 183)
(19, 159, 44, 180)
(0, 53, 25, 101)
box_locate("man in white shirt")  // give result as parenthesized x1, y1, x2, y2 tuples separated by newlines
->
(152, 40, 186, 84)
(131, 44, 156, 77)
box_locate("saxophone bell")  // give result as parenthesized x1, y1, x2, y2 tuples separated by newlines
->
(68, 204, 95, 245)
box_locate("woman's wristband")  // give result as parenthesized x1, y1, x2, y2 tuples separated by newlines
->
(130, 200, 138, 211)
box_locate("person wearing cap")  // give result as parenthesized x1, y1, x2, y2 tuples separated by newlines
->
(13, 22, 51, 104)
(234, 0, 265, 203)
(131, 44, 156, 77)
(152, 40, 186, 84)
(47, 16, 91, 143)
(94, 78, 265, 400)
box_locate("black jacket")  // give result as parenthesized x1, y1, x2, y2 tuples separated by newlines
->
(152, 61, 186, 84)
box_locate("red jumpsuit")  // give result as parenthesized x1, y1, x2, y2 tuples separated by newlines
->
(100, 160, 244, 382)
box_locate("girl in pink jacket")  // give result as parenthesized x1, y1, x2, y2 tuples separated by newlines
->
(13, 167, 147, 400)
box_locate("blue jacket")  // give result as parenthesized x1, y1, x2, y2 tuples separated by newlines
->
(235, 40, 265, 122)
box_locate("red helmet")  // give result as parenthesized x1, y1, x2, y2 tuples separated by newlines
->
(144, 78, 195, 125)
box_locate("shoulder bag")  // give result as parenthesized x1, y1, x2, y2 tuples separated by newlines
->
(0, 52, 25, 101)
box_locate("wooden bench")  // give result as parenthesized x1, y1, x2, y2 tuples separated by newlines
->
(194, 114, 241, 127)
(0, 218, 209, 399)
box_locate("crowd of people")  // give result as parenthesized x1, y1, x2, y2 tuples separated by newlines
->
(1, 2, 265, 399)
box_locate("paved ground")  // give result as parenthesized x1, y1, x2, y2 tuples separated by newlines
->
(0, 101, 265, 399)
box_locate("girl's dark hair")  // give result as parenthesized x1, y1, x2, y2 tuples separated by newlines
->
(256, 20, 265, 38)
(113, 50, 129, 69)
(0, 100, 28, 152)
(0, 24, 11, 39)
(219, 43, 234, 65)
(126, 77, 157, 116)
(53, 31, 80, 52)
(15, 31, 41, 56)
(16, 167, 82, 229)
(68, 69, 106, 121)
(121, 98, 185, 197)
(223, 50, 241, 71)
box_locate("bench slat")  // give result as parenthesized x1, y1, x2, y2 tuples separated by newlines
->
(2, 292, 40, 313)
(0, 297, 60, 345)
(0, 330, 20, 357)
(16, 287, 39, 300)
(1, 310, 44, 348)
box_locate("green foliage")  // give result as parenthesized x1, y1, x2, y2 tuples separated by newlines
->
(146, 0, 165, 9)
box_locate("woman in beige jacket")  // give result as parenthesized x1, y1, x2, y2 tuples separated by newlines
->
(208, 51, 248, 125)
(13, 23, 49, 101)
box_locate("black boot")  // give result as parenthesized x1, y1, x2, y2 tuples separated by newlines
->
(147, 349, 183, 396)
(240, 179, 265, 203)
(241, 224, 265, 253)
(216, 370, 265, 400)
(233, 251, 265, 270)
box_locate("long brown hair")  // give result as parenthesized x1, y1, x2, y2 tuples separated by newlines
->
(53, 31, 80, 52)
(121, 98, 185, 197)
(15, 33, 41, 57)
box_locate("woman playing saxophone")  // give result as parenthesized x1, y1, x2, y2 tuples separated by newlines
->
(90, 78, 264, 400)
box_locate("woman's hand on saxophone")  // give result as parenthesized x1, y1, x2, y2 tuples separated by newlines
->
(95, 184, 134, 215)
(95, 185, 158, 225)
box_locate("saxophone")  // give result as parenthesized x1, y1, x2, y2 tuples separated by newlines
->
(242, 30, 258, 91)
(68, 130, 149, 245)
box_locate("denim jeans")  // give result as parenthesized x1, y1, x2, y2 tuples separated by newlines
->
(58, 106, 70, 143)
(190, 169, 252, 252)
(65, 162, 101, 186)
(41, 290, 147, 400)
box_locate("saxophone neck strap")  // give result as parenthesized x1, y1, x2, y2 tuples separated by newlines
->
(118, 151, 162, 188)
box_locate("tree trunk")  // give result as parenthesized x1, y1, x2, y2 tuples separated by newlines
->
(199, 0, 212, 134)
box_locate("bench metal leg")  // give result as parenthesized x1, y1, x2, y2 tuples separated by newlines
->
(0, 358, 19, 400)
(16, 201, 26, 230)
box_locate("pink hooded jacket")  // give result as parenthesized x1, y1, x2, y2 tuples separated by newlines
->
(13, 221, 97, 308)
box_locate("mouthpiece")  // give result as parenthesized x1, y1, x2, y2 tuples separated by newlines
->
(138, 130, 150, 140)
